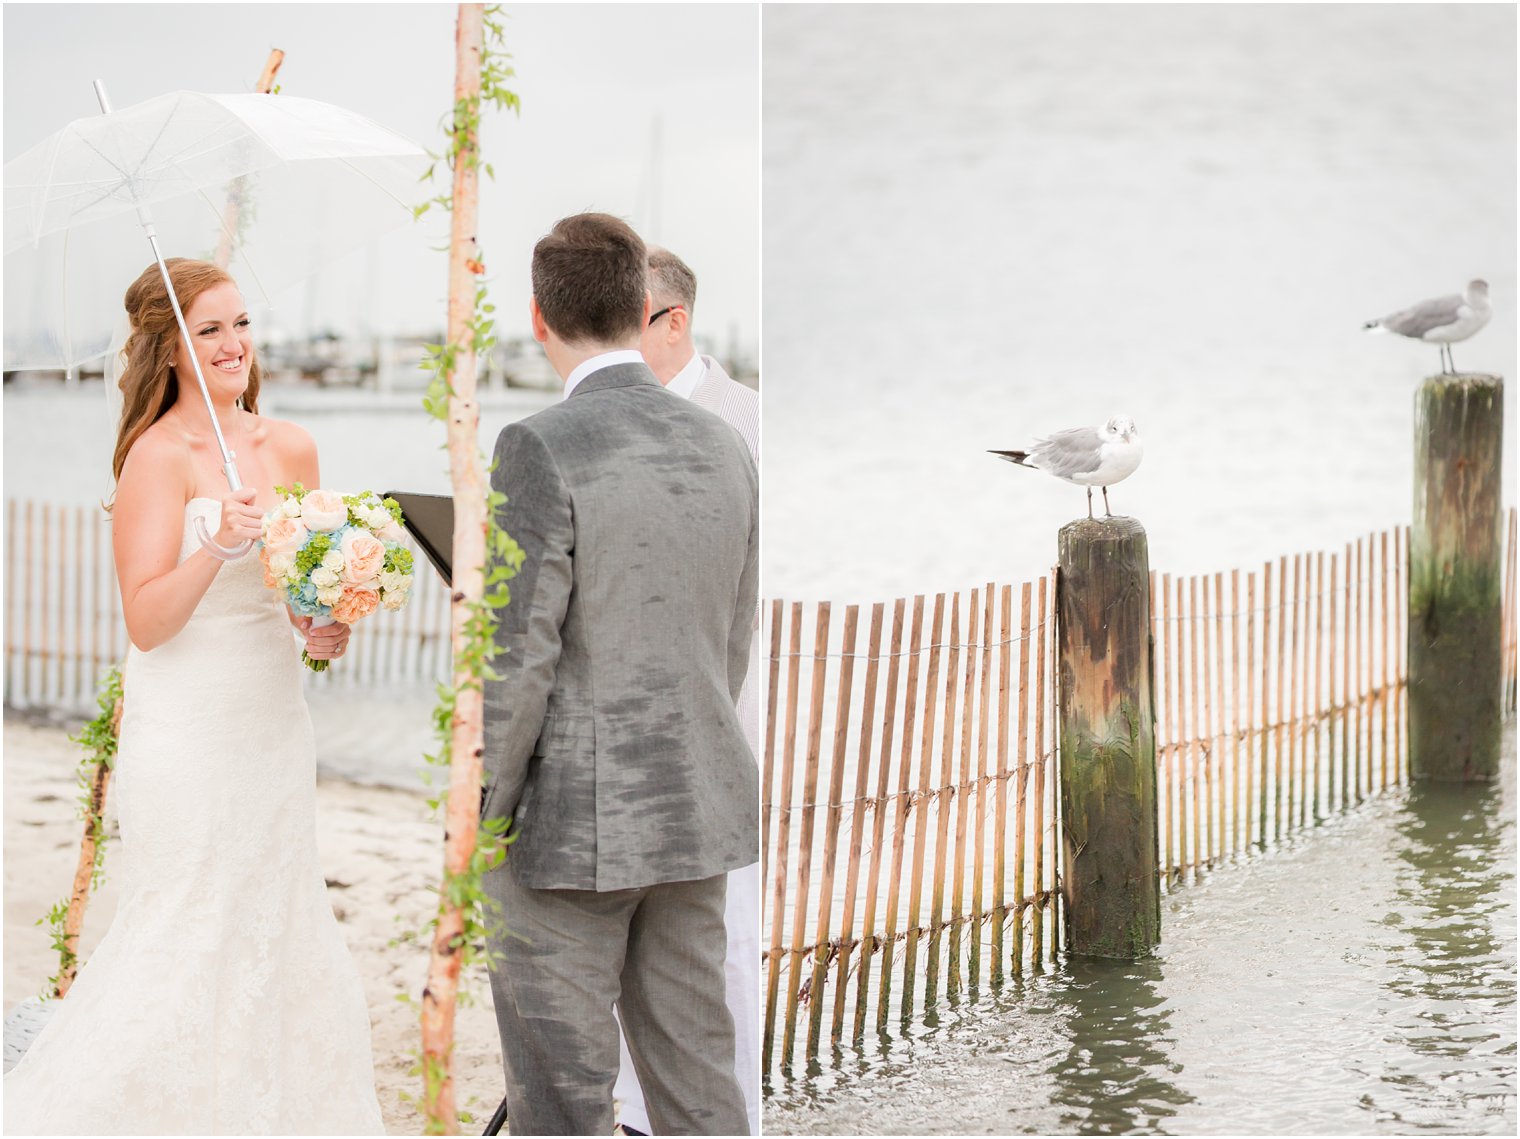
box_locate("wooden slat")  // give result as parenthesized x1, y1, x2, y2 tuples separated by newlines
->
(40, 502, 52, 705)
(947, 589, 981, 996)
(761, 601, 802, 1068)
(1159, 572, 1175, 880)
(761, 599, 784, 893)
(1288, 553, 1302, 832)
(900, 593, 945, 1017)
(877, 595, 926, 1028)
(1259, 560, 1272, 847)
(1012, 583, 1031, 973)
(781, 604, 831, 1062)
(833, 601, 883, 1043)
(73, 506, 85, 703)
(1187, 575, 1202, 876)
(1393, 526, 1405, 782)
(1201, 574, 1218, 865)
(1031, 576, 1049, 968)
(1312, 551, 1325, 822)
(807, 604, 856, 1057)
(854, 598, 905, 1040)
(924, 594, 961, 1003)
(1274, 556, 1288, 842)
(1045, 565, 1057, 948)
(1379, 529, 1391, 792)
(1353, 537, 1364, 802)
(1230, 569, 1243, 856)
(91, 507, 103, 678)
(969, 584, 995, 989)
(992, 584, 1016, 979)
(1245, 569, 1257, 849)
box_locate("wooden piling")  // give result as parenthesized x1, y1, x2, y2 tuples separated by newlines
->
(1055, 518, 1160, 958)
(1409, 374, 1505, 780)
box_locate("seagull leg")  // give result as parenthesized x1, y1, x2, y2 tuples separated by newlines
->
(1103, 486, 1112, 517)
(1086, 487, 1094, 519)
(1447, 345, 1458, 374)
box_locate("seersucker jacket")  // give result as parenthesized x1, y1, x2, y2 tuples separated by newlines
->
(481, 360, 760, 891)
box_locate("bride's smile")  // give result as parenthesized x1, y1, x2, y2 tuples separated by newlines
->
(175, 281, 254, 399)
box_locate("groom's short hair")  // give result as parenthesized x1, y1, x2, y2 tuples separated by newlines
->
(532, 212, 647, 345)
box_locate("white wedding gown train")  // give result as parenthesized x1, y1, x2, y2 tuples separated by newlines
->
(4, 500, 384, 1135)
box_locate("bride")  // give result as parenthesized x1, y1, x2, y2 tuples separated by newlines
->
(3, 259, 384, 1134)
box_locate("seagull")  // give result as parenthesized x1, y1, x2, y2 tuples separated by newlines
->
(1363, 279, 1491, 374)
(989, 415, 1143, 519)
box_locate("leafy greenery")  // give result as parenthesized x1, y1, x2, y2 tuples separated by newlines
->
(37, 666, 123, 997)
(293, 532, 333, 578)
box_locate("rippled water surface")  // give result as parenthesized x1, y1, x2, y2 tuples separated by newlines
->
(765, 728, 1515, 1135)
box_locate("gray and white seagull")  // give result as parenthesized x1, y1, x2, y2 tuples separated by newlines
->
(989, 415, 1143, 519)
(1363, 279, 1491, 374)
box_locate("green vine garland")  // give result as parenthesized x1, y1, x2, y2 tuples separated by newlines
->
(37, 666, 123, 997)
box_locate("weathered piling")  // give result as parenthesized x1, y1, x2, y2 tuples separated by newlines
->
(1056, 517, 1160, 958)
(1409, 375, 1505, 781)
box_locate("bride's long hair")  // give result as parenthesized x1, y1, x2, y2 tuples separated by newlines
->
(110, 258, 264, 487)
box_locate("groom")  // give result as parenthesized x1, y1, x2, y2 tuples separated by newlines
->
(480, 212, 757, 1136)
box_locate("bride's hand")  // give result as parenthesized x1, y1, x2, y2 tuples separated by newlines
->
(214, 487, 263, 548)
(303, 619, 351, 662)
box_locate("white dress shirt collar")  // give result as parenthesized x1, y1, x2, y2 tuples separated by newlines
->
(664, 351, 705, 401)
(562, 349, 646, 401)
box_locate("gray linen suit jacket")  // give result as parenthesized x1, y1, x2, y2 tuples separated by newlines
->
(481, 361, 760, 892)
(688, 356, 760, 758)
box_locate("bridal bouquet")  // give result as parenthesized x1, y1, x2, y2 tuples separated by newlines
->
(259, 485, 416, 671)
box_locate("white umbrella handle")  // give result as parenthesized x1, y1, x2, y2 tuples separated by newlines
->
(96, 80, 253, 562)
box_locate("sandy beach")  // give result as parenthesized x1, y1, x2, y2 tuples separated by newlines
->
(3, 715, 506, 1135)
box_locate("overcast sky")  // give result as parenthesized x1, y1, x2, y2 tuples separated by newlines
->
(2, 2, 759, 352)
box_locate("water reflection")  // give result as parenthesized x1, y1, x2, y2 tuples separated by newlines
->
(1368, 779, 1516, 1129)
(1044, 956, 1195, 1134)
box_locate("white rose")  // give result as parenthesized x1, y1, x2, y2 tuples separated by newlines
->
(281, 496, 303, 518)
(321, 551, 345, 571)
(311, 567, 339, 588)
(365, 506, 392, 530)
(270, 551, 296, 576)
(382, 593, 405, 611)
(379, 570, 405, 593)
(317, 586, 343, 606)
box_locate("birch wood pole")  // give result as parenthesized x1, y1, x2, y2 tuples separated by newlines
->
(54, 678, 123, 998)
(214, 49, 285, 268)
(421, 7, 485, 1132)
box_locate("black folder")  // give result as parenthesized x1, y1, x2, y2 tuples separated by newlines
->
(384, 491, 454, 587)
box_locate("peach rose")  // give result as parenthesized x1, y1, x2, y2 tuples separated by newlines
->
(299, 489, 348, 532)
(331, 587, 380, 625)
(263, 515, 309, 556)
(338, 530, 386, 586)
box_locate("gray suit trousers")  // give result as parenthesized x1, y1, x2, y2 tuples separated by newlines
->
(486, 863, 748, 1136)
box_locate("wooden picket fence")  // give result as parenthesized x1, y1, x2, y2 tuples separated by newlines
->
(3, 498, 455, 716)
(762, 513, 1520, 1073)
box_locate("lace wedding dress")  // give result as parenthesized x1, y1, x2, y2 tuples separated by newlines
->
(4, 500, 384, 1135)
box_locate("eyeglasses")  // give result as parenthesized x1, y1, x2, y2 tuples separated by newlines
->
(648, 304, 685, 326)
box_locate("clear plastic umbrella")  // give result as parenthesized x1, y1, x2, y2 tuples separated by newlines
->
(4, 82, 428, 558)
(5, 86, 428, 370)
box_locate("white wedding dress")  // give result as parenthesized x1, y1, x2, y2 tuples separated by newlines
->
(4, 500, 384, 1135)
